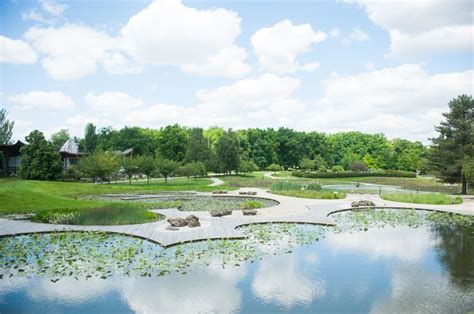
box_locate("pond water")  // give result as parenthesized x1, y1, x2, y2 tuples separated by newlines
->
(1, 210, 473, 313)
(323, 183, 430, 194)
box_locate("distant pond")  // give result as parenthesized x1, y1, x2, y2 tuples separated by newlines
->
(1, 209, 473, 313)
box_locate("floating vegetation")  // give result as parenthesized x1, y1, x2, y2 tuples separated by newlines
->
(0, 224, 324, 281)
(331, 208, 474, 232)
(176, 196, 278, 212)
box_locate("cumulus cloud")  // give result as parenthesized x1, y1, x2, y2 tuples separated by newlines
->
(299, 64, 474, 141)
(251, 20, 326, 73)
(25, 24, 119, 80)
(120, 0, 250, 78)
(8, 91, 74, 110)
(348, 0, 474, 58)
(41, 65, 472, 143)
(40, 0, 68, 17)
(0, 35, 37, 64)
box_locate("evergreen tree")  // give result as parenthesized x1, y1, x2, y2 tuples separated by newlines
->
(82, 123, 98, 153)
(0, 108, 14, 144)
(430, 95, 474, 194)
(216, 130, 240, 174)
(19, 130, 63, 180)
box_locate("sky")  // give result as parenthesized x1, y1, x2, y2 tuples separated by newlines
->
(0, 0, 473, 144)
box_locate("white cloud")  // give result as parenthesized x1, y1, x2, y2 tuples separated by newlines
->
(120, 0, 250, 78)
(348, 0, 474, 58)
(0, 35, 37, 64)
(349, 28, 369, 41)
(102, 52, 142, 75)
(25, 24, 118, 80)
(329, 27, 340, 38)
(8, 91, 75, 110)
(299, 64, 474, 141)
(40, 0, 68, 17)
(22, 10, 53, 24)
(251, 20, 326, 73)
(85, 92, 143, 115)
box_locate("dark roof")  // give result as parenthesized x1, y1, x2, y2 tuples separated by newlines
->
(0, 140, 25, 155)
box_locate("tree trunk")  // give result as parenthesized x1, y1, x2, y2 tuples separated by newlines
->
(165, 175, 168, 184)
(129, 176, 132, 186)
(147, 175, 150, 185)
(461, 173, 467, 195)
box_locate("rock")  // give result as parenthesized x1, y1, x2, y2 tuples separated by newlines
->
(243, 209, 257, 216)
(239, 191, 257, 195)
(166, 226, 179, 231)
(167, 217, 187, 227)
(351, 200, 376, 207)
(209, 209, 233, 217)
(185, 215, 200, 227)
(212, 190, 228, 194)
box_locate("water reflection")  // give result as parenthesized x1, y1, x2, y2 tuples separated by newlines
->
(1, 220, 474, 313)
(252, 253, 325, 307)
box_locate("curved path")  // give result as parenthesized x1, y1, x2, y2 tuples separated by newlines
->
(208, 177, 224, 187)
(0, 188, 472, 247)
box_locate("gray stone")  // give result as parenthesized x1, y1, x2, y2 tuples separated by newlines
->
(185, 215, 200, 227)
(166, 226, 179, 231)
(210, 209, 233, 217)
(243, 209, 257, 216)
(351, 200, 376, 207)
(212, 190, 228, 194)
(167, 217, 187, 227)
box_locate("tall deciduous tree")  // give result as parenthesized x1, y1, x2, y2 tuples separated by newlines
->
(50, 129, 70, 150)
(121, 156, 140, 185)
(157, 124, 188, 161)
(0, 109, 14, 144)
(185, 128, 210, 163)
(216, 130, 240, 174)
(430, 95, 473, 194)
(19, 130, 63, 180)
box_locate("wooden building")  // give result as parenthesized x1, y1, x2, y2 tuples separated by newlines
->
(0, 140, 25, 176)
(59, 139, 86, 169)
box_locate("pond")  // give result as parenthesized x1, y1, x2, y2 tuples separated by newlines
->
(1, 209, 473, 313)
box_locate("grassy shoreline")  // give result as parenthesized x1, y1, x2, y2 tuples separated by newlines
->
(380, 192, 463, 205)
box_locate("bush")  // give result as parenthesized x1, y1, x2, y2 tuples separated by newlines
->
(240, 200, 264, 209)
(292, 170, 416, 179)
(270, 181, 302, 191)
(305, 183, 322, 191)
(331, 165, 345, 172)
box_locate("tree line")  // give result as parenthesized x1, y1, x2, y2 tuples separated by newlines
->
(0, 95, 472, 193)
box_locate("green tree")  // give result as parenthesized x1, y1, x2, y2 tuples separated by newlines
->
(50, 129, 70, 150)
(157, 124, 188, 161)
(19, 130, 63, 180)
(203, 126, 225, 149)
(266, 163, 282, 174)
(76, 151, 120, 182)
(216, 130, 240, 174)
(82, 123, 98, 153)
(239, 160, 259, 174)
(121, 156, 140, 185)
(299, 158, 315, 171)
(177, 162, 206, 180)
(156, 157, 180, 183)
(0, 109, 14, 144)
(430, 95, 473, 194)
(137, 155, 156, 184)
(185, 128, 210, 163)
(350, 160, 367, 172)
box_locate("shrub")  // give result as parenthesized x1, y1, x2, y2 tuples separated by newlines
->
(240, 200, 264, 209)
(292, 170, 416, 179)
(305, 183, 322, 191)
(331, 165, 345, 172)
(270, 181, 302, 191)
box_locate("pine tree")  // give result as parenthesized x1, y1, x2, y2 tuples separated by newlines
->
(430, 95, 474, 194)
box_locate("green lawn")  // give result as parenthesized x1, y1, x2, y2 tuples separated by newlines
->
(381, 192, 463, 205)
(0, 177, 228, 224)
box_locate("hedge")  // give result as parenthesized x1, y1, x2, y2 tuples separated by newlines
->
(292, 170, 416, 179)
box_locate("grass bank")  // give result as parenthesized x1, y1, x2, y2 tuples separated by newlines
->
(269, 181, 346, 199)
(381, 192, 463, 205)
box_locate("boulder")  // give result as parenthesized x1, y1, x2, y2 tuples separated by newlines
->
(210, 209, 233, 217)
(212, 190, 228, 194)
(243, 209, 257, 216)
(351, 200, 376, 207)
(166, 226, 179, 231)
(167, 217, 187, 227)
(185, 215, 200, 227)
(239, 191, 257, 196)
